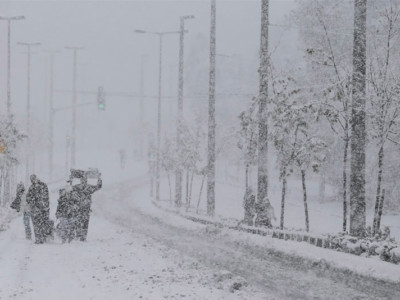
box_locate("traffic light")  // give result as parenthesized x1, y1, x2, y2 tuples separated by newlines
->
(97, 86, 106, 110)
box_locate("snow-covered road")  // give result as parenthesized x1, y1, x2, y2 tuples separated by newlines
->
(1, 177, 400, 299)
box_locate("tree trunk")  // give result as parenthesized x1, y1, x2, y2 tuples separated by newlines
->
(376, 189, 385, 232)
(350, 0, 367, 237)
(189, 171, 195, 208)
(257, 0, 270, 206)
(0, 168, 3, 206)
(280, 166, 287, 230)
(301, 169, 310, 232)
(343, 133, 349, 232)
(373, 145, 384, 234)
(186, 169, 190, 210)
(175, 16, 186, 209)
(167, 173, 172, 203)
(319, 171, 326, 202)
(245, 163, 249, 190)
(196, 174, 206, 214)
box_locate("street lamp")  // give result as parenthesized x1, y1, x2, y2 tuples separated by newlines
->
(175, 15, 195, 208)
(43, 50, 61, 180)
(18, 41, 41, 182)
(65, 46, 84, 168)
(0, 16, 25, 115)
(135, 28, 181, 201)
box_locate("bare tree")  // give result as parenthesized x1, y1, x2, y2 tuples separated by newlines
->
(368, 2, 400, 234)
(295, 0, 353, 232)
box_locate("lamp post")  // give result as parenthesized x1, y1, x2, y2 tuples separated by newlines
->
(139, 54, 147, 160)
(0, 16, 25, 115)
(65, 46, 84, 168)
(43, 50, 61, 180)
(207, 0, 217, 216)
(175, 15, 194, 208)
(18, 42, 41, 182)
(134, 29, 180, 201)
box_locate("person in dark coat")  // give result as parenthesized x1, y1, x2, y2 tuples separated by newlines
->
(243, 187, 256, 226)
(26, 174, 50, 244)
(56, 182, 79, 243)
(73, 175, 102, 241)
(10, 182, 32, 239)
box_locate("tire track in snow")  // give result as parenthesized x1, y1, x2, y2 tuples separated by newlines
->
(95, 179, 400, 300)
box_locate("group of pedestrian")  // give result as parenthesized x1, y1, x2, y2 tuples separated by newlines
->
(10, 171, 102, 244)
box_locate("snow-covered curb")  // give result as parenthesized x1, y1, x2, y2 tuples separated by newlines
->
(149, 200, 400, 284)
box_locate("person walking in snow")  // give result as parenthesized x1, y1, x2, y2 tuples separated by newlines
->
(56, 181, 79, 243)
(26, 174, 50, 244)
(73, 175, 102, 241)
(243, 186, 256, 226)
(10, 182, 32, 240)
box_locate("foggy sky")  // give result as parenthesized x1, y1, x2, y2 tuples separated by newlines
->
(0, 0, 299, 172)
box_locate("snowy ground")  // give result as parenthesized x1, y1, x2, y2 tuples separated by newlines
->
(1, 164, 400, 299)
(0, 213, 264, 299)
(0, 177, 267, 300)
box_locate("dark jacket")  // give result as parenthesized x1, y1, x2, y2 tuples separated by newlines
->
(73, 179, 102, 209)
(56, 189, 79, 219)
(26, 181, 49, 215)
(10, 185, 25, 212)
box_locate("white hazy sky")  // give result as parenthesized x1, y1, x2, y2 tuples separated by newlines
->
(0, 0, 299, 171)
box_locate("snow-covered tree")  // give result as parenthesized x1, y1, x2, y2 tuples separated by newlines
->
(237, 96, 258, 190)
(294, 0, 353, 232)
(269, 73, 326, 231)
(0, 115, 26, 206)
(367, 2, 400, 234)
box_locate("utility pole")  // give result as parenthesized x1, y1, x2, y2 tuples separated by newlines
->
(257, 0, 270, 207)
(176, 15, 195, 208)
(139, 54, 147, 160)
(135, 29, 181, 201)
(0, 16, 25, 115)
(207, 0, 217, 216)
(18, 42, 41, 182)
(44, 50, 60, 180)
(350, 0, 367, 237)
(65, 46, 84, 168)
